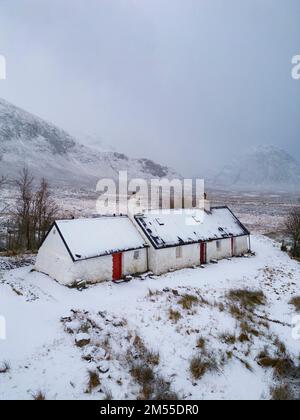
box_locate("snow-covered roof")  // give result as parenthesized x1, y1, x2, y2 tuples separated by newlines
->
(54, 216, 147, 261)
(135, 207, 249, 249)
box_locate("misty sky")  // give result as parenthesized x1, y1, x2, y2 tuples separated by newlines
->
(0, 0, 299, 176)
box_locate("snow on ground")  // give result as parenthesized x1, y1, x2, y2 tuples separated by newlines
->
(0, 235, 299, 400)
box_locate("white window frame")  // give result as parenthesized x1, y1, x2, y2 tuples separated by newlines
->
(216, 240, 222, 251)
(134, 250, 140, 260)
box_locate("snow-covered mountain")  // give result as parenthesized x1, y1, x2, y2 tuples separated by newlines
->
(0, 98, 178, 186)
(212, 145, 300, 191)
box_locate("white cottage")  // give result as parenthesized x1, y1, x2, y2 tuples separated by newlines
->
(35, 216, 148, 285)
(133, 206, 250, 276)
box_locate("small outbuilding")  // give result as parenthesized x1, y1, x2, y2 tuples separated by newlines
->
(134, 206, 251, 276)
(35, 216, 148, 286)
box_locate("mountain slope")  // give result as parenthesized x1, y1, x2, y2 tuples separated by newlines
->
(212, 145, 300, 191)
(0, 98, 178, 185)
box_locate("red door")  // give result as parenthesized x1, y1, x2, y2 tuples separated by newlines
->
(200, 242, 207, 265)
(113, 253, 123, 281)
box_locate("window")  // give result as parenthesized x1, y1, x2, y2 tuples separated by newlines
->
(176, 247, 182, 259)
(216, 240, 222, 251)
(134, 250, 140, 260)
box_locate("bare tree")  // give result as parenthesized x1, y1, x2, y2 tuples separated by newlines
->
(15, 168, 34, 249)
(0, 176, 7, 214)
(33, 178, 58, 245)
(12, 168, 58, 251)
(286, 208, 300, 258)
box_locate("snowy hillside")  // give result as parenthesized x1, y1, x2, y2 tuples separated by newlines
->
(212, 146, 300, 191)
(0, 98, 178, 185)
(0, 236, 299, 400)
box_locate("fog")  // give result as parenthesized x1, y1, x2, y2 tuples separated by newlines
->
(0, 0, 299, 176)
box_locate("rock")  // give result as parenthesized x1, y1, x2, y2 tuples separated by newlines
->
(82, 346, 99, 361)
(75, 333, 90, 348)
(97, 361, 110, 374)
(65, 320, 81, 334)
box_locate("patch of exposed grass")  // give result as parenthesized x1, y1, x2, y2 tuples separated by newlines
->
(219, 332, 237, 345)
(273, 337, 287, 356)
(289, 296, 300, 312)
(190, 355, 218, 380)
(229, 304, 245, 320)
(227, 289, 266, 308)
(240, 322, 260, 338)
(196, 337, 206, 350)
(131, 364, 155, 386)
(133, 335, 160, 366)
(152, 377, 179, 400)
(271, 384, 294, 401)
(238, 333, 250, 343)
(178, 294, 199, 310)
(169, 309, 181, 323)
(87, 369, 101, 393)
(257, 354, 297, 379)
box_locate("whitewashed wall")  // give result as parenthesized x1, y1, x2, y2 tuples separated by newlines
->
(148, 235, 250, 275)
(35, 226, 148, 285)
(206, 238, 232, 261)
(234, 236, 249, 255)
(35, 226, 74, 285)
(148, 243, 200, 275)
(72, 248, 148, 284)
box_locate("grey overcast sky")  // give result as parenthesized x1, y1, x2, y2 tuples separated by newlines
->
(0, 0, 299, 176)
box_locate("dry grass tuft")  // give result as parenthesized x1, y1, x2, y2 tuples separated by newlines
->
(227, 289, 266, 308)
(196, 337, 206, 350)
(32, 390, 46, 400)
(169, 309, 182, 323)
(271, 384, 294, 401)
(131, 364, 155, 386)
(190, 355, 218, 380)
(87, 369, 101, 393)
(0, 360, 11, 374)
(219, 332, 237, 346)
(178, 294, 199, 310)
